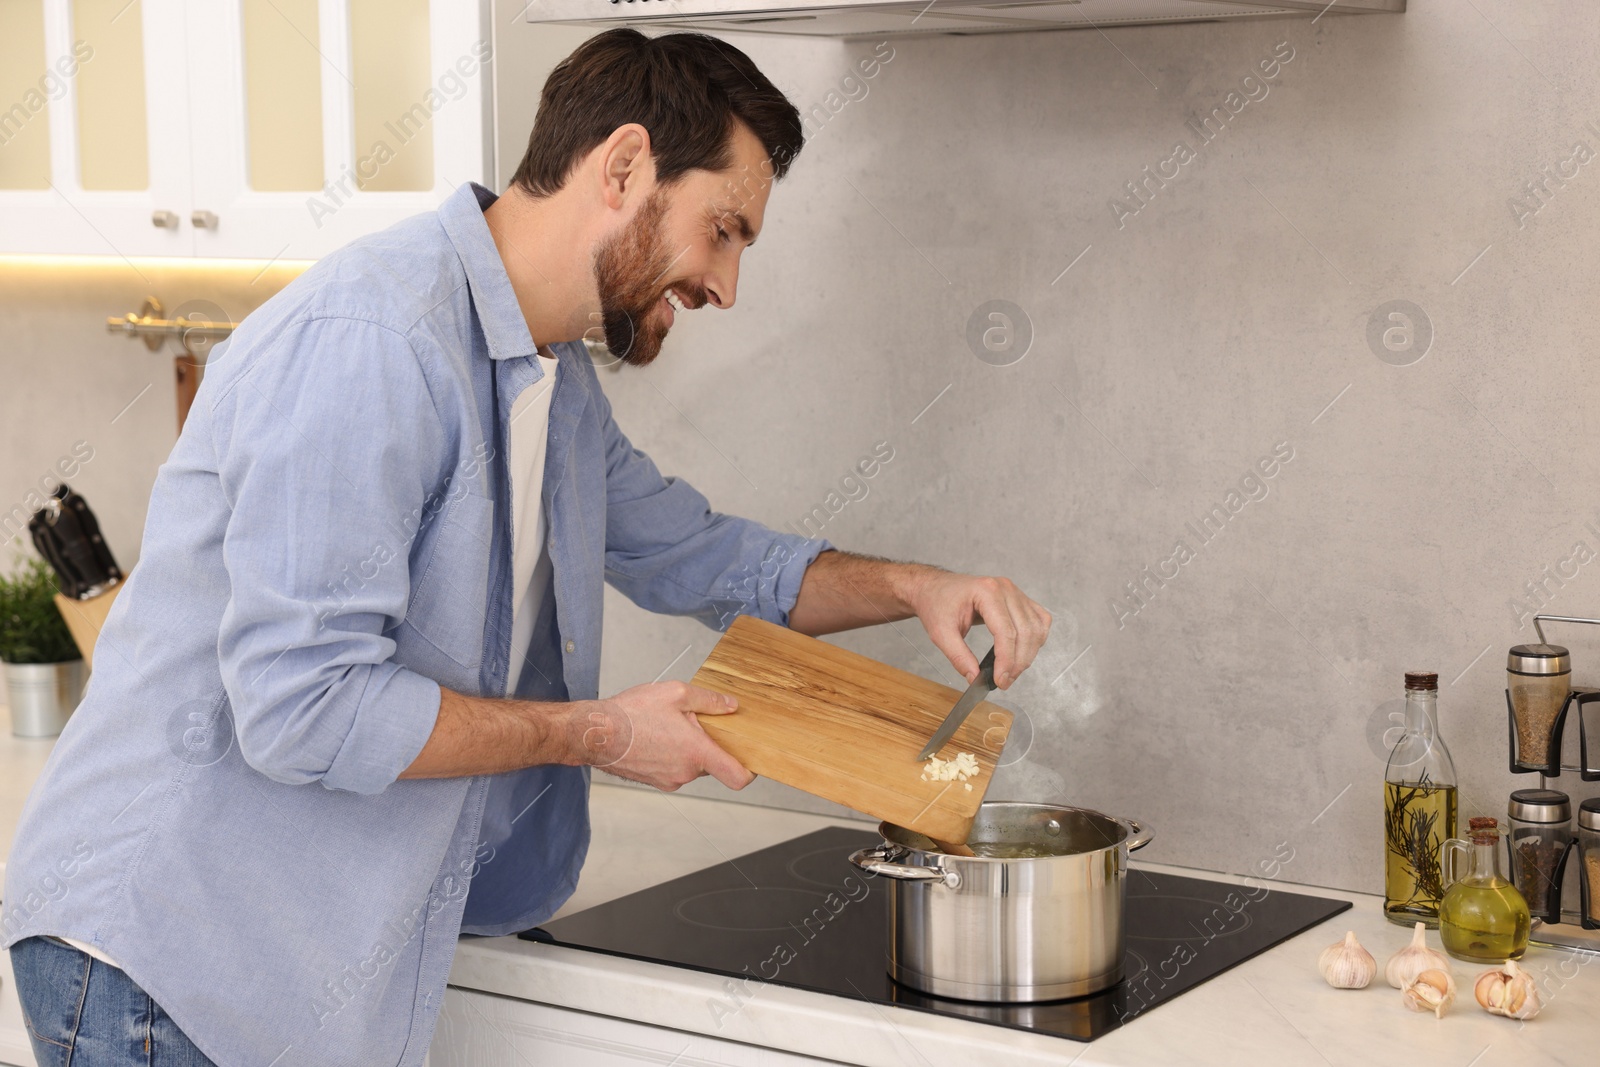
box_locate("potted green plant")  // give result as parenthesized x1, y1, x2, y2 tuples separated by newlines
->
(0, 554, 85, 737)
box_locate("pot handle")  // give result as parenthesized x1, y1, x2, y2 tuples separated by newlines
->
(1124, 819, 1153, 853)
(848, 845, 961, 889)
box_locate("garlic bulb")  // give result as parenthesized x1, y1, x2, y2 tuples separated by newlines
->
(1317, 931, 1376, 989)
(1385, 922, 1451, 989)
(1402, 969, 1456, 1017)
(1474, 960, 1541, 1020)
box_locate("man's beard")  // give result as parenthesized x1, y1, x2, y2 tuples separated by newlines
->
(591, 189, 706, 367)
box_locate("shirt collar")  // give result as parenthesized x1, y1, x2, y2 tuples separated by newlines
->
(440, 182, 538, 362)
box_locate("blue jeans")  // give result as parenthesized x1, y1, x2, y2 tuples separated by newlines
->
(9, 936, 218, 1066)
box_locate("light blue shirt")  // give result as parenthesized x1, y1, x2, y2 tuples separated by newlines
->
(2, 182, 831, 1067)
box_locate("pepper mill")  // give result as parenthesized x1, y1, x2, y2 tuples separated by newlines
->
(1506, 789, 1572, 926)
(1506, 644, 1571, 775)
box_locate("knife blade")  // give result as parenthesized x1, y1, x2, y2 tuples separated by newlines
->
(916, 645, 997, 761)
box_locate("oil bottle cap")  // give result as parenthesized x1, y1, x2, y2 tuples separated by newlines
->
(1404, 672, 1439, 691)
(1508, 644, 1570, 676)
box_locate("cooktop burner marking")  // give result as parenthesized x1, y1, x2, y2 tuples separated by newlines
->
(786, 845, 867, 890)
(1121, 947, 1149, 987)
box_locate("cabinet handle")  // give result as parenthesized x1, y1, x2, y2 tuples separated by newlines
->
(191, 210, 218, 230)
(151, 210, 179, 229)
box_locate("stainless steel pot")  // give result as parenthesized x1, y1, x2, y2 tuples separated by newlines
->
(849, 802, 1152, 1003)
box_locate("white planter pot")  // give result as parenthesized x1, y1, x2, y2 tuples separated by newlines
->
(5, 660, 85, 738)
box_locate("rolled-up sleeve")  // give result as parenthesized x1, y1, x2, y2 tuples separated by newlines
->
(596, 386, 832, 631)
(210, 316, 447, 794)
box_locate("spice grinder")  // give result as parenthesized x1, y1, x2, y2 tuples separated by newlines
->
(1506, 644, 1571, 774)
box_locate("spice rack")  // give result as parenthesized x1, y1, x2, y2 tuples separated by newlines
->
(1517, 615, 1600, 952)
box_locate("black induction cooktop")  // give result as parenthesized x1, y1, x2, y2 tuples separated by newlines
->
(520, 827, 1350, 1043)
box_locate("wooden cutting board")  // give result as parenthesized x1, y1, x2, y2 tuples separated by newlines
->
(689, 616, 1012, 844)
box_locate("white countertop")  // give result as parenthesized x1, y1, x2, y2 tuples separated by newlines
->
(2, 712, 1596, 1066)
(450, 785, 1600, 1067)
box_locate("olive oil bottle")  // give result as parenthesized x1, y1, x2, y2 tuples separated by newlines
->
(1384, 672, 1458, 927)
(1439, 817, 1530, 962)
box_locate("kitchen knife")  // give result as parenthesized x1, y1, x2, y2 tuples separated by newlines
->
(917, 645, 997, 761)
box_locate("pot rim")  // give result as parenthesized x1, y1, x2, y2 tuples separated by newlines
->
(878, 801, 1152, 862)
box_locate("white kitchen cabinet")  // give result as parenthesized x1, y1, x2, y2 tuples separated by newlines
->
(184, 0, 492, 260)
(0, 0, 491, 260)
(429, 987, 848, 1067)
(0, 0, 193, 257)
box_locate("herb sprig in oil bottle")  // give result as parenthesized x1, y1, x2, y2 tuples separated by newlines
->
(1384, 672, 1459, 927)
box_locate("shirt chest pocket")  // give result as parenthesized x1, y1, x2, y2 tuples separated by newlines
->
(396, 490, 494, 678)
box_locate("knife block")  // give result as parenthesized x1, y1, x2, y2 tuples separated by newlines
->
(54, 581, 123, 671)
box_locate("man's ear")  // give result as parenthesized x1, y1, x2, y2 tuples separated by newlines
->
(597, 123, 654, 210)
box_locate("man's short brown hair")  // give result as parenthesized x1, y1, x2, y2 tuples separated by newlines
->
(511, 29, 804, 198)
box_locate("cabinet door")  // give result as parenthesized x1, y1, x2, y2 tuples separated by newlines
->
(0, 0, 193, 256)
(185, 0, 492, 261)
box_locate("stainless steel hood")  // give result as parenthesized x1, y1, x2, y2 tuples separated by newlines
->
(521, 0, 1404, 38)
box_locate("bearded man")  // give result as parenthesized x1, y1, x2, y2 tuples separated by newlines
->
(3, 29, 1051, 1067)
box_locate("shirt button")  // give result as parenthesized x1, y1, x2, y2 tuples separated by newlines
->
(565, 640, 576, 653)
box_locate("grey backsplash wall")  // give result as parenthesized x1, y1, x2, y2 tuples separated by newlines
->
(0, 0, 1593, 901)
(0, 259, 302, 565)
(496, 0, 1600, 896)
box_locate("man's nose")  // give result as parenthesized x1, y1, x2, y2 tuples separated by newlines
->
(704, 260, 739, 309)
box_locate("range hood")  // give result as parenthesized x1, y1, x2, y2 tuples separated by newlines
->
(521, 0, 1404, 38)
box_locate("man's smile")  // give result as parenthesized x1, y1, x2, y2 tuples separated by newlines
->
(658, 285, 705, 330)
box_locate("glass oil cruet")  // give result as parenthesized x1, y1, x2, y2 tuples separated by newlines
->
(1384, 671, 1459, 926)
(1439, 817, 1531, 962)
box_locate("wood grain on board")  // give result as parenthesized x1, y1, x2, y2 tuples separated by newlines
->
(690, 616, 1012, 844)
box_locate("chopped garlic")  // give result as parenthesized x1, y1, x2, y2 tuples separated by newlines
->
(964, 783, 972, 791)
(921, 751, 980, 782)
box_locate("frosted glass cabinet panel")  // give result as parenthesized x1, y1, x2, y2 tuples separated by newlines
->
(73, 0, 149, 191)
(0, 0, 191, 255)
(350, 0, 433, 193)
(241, 0, 324, 192)
(187, 0, 492, 259)
(0, 0, 53, 190)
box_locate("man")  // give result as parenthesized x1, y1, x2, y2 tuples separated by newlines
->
(4, 29, 1050, 1066)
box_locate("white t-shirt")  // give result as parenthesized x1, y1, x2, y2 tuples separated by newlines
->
(61, 354, 562, 971)
(58, 935, 119, 967)
(504, 353, 560, 696)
